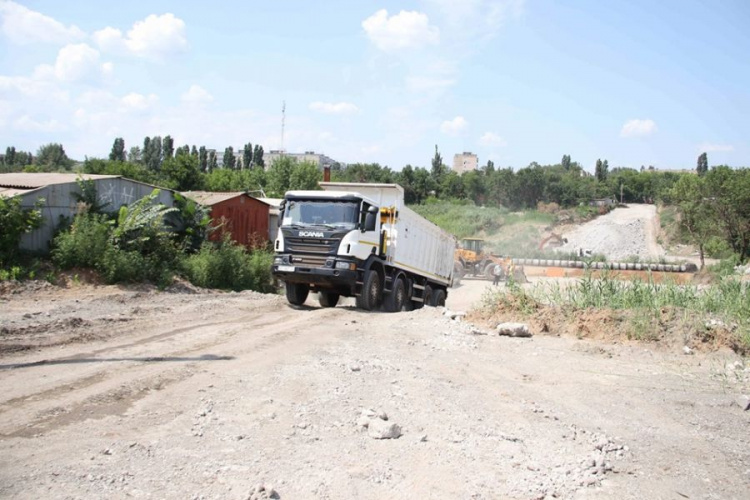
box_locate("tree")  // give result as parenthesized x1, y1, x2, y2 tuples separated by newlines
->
(670, 175, 714, 269)
(0, 196, 43, 266)
(162, 135, 174, 160)
(128, 146, 142, 164)
(223, 147, 236, 169)
(266, 156, 296, 196)
(199, 146, 208, 172)
(253, 145, 264, 168)
(289, 161, 322, 191)
(696, 152, 708, 176)
(704, 166, 750, 261)
(35, 143, 71, 170)
(5, 146, 16, 166)
(561, 154, 571, 170)
(243, 143, 253, 169)
(595, 158, 609, 182)
(191, 145, 198, 157)
(208, 150, 218, 171)
(143, 137, 151, 166)
(161, 154, 203, 191)
(109, 138, 126, 162)
(145, 136, 163, 172)
(431, 145, 446, 192)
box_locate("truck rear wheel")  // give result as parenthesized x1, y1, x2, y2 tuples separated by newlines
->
(383, 277, 406, 312)
(319, 291, 339, 308)
(422, 285, 433, 308)
(431, 288, 446, 307)
(356, 269, 382, 311)
(286, 283, 309, 306)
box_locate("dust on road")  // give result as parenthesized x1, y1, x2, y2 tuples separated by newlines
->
(0, 279, 748, 499)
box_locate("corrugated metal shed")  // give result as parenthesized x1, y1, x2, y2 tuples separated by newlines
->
(182, 191, 270, 247)
(0, 173, 174, 252)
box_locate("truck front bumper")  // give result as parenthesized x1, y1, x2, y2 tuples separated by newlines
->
(272, 258, 359, 290)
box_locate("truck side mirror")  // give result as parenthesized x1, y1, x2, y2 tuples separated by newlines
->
(364, 206, 378, 232)
(277, 201, 285, 227)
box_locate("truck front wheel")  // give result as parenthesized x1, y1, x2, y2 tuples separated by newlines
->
(286, 283, 309, 306)
(356, 269, 382, 311)
(319, 291, 339, 308)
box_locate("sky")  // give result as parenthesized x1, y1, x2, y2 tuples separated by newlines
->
(1, 0, 749, 172)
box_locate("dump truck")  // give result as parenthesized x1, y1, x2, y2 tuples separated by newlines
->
(271, 182, 456, 311)
(454, 238, 527, 284)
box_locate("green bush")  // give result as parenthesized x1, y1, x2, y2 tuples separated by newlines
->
(0, 196, 43, 266)
(182, 239, 274, 292)
(52, 213, 111, 269)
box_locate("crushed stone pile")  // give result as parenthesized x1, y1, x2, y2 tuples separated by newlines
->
(558, 216, 657, 261)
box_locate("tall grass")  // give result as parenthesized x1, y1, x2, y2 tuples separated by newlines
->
(487, 272, 750, 351)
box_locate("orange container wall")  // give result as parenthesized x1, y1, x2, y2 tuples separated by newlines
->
(208, 195, 270, 247)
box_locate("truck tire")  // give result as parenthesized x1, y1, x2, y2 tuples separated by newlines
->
(422, 284, 433, 308)
(286, 283, 309, 306)
(383, 277, 406, 312)
(431, 288, 446, 307)
(319, 291, 339, 308)
(356, 269, 382, 311)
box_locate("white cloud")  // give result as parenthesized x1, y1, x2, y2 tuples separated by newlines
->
(440, 116, 468, 135)
(92, 26, 126, 53)
(93, 13, 187, 60)
(0, 1, 84, 45)
(181, 85, 214, 104)
(698, 143, 734, 153)
(33, 43, 111, 83)
(309, 101, 359, 115)
(362, 9, 439, 51)
(478, 131, 507, 147)
(426, 0, 525, 45)
(620, 119, 657, 138)
(13, 115, 64, 132)
(121, 92, 159, 111)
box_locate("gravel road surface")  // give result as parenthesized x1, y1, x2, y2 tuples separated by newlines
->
(0, 280, 748, 499)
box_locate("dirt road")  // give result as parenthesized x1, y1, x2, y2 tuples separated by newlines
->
(1, 280, 748, 499)
(558, 204, 666, 261)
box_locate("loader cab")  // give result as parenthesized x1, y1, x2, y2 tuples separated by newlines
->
(460, 238, 485, 254)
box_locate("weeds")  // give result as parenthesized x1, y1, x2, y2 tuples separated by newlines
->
(483, 271, 750, 352)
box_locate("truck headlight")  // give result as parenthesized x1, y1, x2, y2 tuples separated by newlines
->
(273, 257, 283, 265)
(335, 261, 354, 270)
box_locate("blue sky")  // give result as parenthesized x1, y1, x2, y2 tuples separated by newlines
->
(1, 0, 748, 172)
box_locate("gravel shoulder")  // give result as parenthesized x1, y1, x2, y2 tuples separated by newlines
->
(0, 280, 748, 499)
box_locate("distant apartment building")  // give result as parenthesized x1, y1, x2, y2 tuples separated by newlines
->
(453, 152, 478, 174)
(265, 150, 340, 169)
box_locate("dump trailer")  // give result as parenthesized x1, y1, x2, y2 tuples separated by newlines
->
(271, 182, 456, 311)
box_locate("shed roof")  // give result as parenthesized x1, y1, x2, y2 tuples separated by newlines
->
(0, 186, 35, 198)
(181, 191, 270, 207)
(0, 173, 119, 189)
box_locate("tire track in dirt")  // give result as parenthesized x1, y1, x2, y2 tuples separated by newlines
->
(0, 302, 350, 438)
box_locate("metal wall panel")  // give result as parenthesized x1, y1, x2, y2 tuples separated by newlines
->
(18, 179, 174, 252)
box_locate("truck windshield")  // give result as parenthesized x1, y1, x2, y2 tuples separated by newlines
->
(283, 200, 360, 229)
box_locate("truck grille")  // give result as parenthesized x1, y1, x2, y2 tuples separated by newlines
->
(292, 254, 328, 267)
(285, 237, 339, 255)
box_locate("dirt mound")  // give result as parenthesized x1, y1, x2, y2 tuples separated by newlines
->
(468, 299, 748, 355)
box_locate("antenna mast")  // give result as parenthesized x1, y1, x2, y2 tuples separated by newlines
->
(280, 100, 286, 154)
